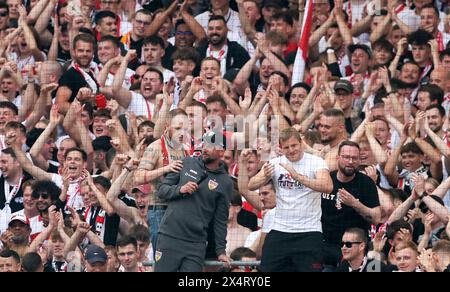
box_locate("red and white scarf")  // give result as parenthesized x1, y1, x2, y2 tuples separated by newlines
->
(161, 134, 190, 167)
(70, 61, 99, 94)
(436, 32, 445, 52)
(84, 206, 106, 241)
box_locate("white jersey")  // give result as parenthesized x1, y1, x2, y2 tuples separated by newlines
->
(51, 174, 84, 210)
(127, 91, 155, 119)
(270, 153, 328, 233)
(104, 68, 135, 89)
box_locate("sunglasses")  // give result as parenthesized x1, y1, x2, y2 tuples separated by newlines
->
(341, 241, 362, 248)
(0, 12, 8, 17)
(32, 192, 50, 199)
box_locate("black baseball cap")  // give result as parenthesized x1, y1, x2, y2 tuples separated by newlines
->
(84, 245, 108, 265)
(348, 44, 373, 59)
(334, 79, 354, 94)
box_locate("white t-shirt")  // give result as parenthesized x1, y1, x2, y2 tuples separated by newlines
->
(244, 208, 275, 249)
(51, 174, 84, 210)
(127, 91, 155, 119)
(105, 68, 135, 89)
(270, 153, 328, 233)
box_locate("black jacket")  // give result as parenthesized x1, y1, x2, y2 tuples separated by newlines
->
(197, 40, 250, 73)
(157, 157, 233, 256)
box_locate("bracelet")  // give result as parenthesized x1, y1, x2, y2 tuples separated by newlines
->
(419, 192, 427, 199)
(123, 166, 131, 172)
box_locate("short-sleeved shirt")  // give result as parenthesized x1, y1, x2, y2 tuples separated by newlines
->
(126, 91, 155, 119)
(57, 67, 99, 103)
(321, 171, 380, 244)
(270, 153, 329, 233)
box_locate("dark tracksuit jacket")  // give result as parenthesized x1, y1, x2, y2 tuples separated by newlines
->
(157, 157, 233, 256)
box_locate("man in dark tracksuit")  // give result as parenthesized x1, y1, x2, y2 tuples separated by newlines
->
(154, 136, 233, 272)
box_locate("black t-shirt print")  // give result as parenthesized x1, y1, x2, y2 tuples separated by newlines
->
(321, 171, 380, 245)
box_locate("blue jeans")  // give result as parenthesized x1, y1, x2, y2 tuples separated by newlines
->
(147, 206, 167, 254)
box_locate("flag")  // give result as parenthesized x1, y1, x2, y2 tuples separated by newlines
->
(292, 0, 314, 85)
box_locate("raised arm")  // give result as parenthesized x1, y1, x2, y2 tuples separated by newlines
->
(238, 150, 263, 211)
(83, 170, 115, 216)
(30, 104, 62, 171)
(8, 132, 53, 181)
(180, 1, 206, 45)
(384, 125, 408, 187)
(144, 0, 178, 37)
(365, 123, 388, 166)
(369, 13, 392, 43)
(432, 176, 450, 199)
(106, 160, 142, 225)
(111, 51, 135, 108)
(248, 162, 274, 191)
(18, 6, 44, 61)
(281, 163, 333, 194)
(387, 180, 421, 224)
(98, 56, 122, 87)
(334, 1, 353, 48)
(153, 82, 174, 138)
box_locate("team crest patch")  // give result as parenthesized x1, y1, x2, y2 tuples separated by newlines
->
(155, 251, 162, 262)
(208, 179, 218, 190)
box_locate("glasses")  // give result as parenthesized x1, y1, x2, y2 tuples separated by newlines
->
(341, 241, 362, 248)
(32, 193, 50, 200)
(339, 155, 360, 162)
(0, 12, 8, 17)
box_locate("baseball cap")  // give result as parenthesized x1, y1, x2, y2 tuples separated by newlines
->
(132, 184, 152, 195)
(8, 213, 30, 227)
(348, 44, 373, 59)
(262, 0, 282, 9)
(84, 245, 108, 265)
(334, 79, 354, 94)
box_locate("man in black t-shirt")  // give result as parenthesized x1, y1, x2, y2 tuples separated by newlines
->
(321, 141, 381, 268)
(55, 34, 99, 115)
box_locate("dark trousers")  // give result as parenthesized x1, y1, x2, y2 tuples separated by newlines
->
(260, 231, 324, 272)
(154, 234, 206, 272)
(322, 241, 342, 272)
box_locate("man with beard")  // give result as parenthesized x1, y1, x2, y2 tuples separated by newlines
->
(321, 141, 381, 269)
(154, 131, 232, 272)
(425, 104, 446, 139)
(135, 109, 190, 254)
(56, 34, 99, 115)
(0, 213, 32, 257)
(0, 148, 30, 233)
(30, 181, 65, 228)
(197, 15, 250, 77)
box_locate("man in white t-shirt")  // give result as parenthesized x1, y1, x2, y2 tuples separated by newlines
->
(249, 128, 333, 272)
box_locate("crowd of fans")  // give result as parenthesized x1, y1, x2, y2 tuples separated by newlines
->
(0, 0, 449, 272)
